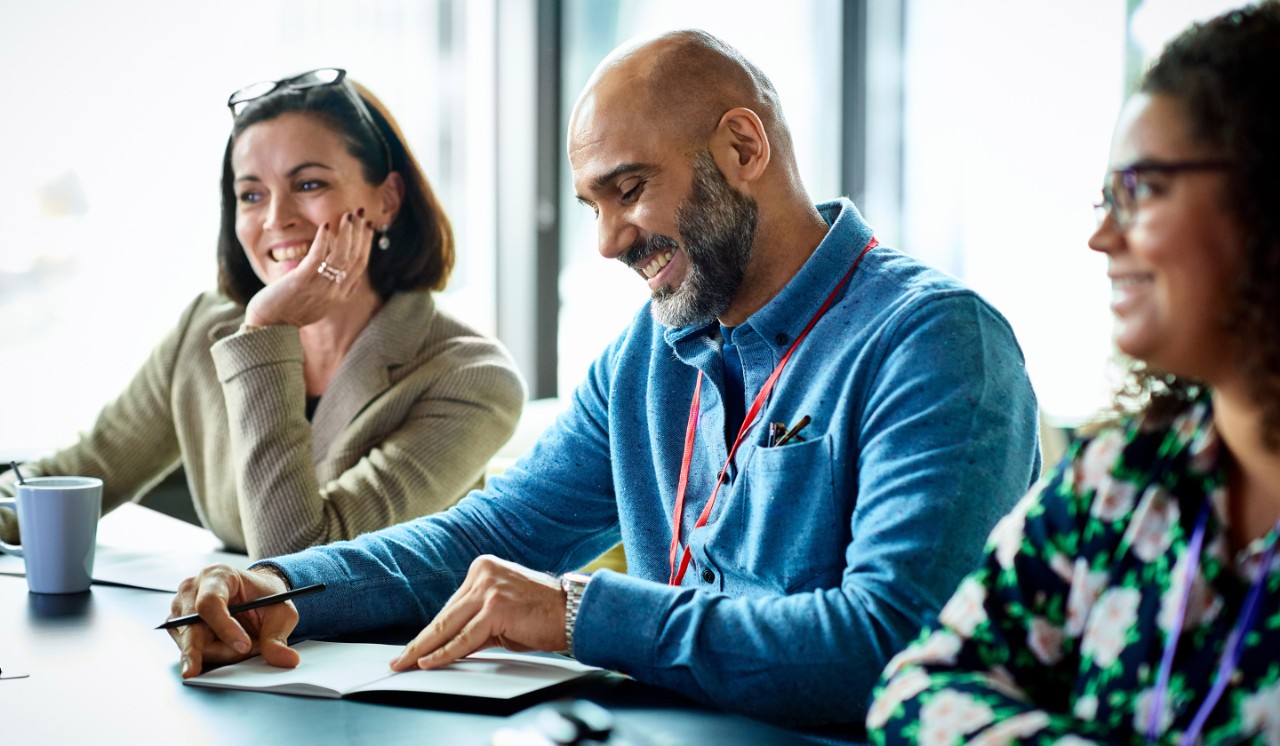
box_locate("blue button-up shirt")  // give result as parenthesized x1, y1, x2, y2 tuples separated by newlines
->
(266, 199, 1041, 733)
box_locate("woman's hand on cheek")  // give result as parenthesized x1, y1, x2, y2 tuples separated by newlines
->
(243, 209, 375, 328)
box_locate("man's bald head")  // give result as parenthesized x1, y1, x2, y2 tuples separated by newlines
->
(571, 30, 796, 170)
(567, 30, 831, 328)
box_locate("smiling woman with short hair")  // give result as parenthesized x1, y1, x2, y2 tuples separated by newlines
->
(0, 70, 524, 559)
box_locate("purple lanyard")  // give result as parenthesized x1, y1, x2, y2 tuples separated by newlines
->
(1147, 499, 1279, 744)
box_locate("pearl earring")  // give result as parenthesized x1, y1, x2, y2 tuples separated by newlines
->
(377, 224, 391, 251)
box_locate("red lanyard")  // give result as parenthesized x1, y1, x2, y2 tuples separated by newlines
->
(667, 237, 877, 585)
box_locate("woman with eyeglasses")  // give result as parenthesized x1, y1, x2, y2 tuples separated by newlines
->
(868, 4, 1280, 744)
(0, 70, 524, 559)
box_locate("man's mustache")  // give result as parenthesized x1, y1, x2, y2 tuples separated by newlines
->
(621, 233, 679, 270)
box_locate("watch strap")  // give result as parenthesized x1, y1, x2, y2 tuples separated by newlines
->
(560, 572, 591, 658)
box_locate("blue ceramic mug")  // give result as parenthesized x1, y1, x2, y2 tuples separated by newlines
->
(0, 477, 102, 594)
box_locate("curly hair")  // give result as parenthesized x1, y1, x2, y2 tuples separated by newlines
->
(1106, 1, 1280, 448)
(216, 77, 455, 305)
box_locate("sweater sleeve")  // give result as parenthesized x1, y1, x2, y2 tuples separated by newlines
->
(212, 320, 526, 559)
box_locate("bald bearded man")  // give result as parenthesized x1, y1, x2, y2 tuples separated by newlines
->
(168, 30, 1040, 733)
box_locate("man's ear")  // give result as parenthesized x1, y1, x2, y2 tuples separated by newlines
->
(378, 171, 406, 225)
(709, 107, 770, 187)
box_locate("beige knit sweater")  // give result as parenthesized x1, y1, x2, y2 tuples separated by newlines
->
(0, 290, 525, 558)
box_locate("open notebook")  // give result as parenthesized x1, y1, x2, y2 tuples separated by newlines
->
(185, 640, 602, 700)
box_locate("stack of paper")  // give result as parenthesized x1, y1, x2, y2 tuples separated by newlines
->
(0, 503, 252, 592)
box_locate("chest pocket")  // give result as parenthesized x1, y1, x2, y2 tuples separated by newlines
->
(721, 433, 841, 593)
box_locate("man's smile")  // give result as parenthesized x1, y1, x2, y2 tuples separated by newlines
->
(639, 248, 675, 278)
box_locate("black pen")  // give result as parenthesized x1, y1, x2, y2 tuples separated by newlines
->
(768, 422, 786, 448)
(774, 415, 811, 447)
(155, 582, 326, 630)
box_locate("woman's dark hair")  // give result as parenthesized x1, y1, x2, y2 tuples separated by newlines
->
(1107, 1, 1280, 448)
(216, 78, 454, 304)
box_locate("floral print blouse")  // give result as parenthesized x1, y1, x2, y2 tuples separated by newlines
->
(868, 396, 1280, 745)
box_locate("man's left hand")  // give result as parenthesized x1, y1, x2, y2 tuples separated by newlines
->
(390, 555, 567, 671)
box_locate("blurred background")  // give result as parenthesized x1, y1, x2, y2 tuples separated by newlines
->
(0, 0, 1245, 459)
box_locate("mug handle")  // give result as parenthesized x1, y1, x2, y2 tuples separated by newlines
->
(0, 497, 21, 557)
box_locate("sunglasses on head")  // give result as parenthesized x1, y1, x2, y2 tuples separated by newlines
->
(227, 67, 392, 171)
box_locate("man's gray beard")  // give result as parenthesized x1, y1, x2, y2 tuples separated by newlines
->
(648, 151, 758, 328)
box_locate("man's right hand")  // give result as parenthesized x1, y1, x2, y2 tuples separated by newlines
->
(167, 564, 300, 678)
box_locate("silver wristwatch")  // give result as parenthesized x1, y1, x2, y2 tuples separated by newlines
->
(560, 571, 592, 659)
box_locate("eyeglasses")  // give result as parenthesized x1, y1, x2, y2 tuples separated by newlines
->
(226, 67, 392, 171)
(1094, 159, 1234, 229)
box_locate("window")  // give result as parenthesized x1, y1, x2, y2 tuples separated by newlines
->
(897, 0, 1243, 428)
(2, 0, 1242, 462)
(0, 0, 493, 457)
(555, 0, 843, 395)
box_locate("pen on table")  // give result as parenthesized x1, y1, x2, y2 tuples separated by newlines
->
(155, 582, 326, 630)
(774, 415, 811, 447)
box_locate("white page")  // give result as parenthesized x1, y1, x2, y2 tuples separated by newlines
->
(0, 503, 252, 592)
(348, 650, 601, 699)
(186, 641, 601, 700)
(187, 641, 399, 697)
(96, 503, 253, 591)
(0, 552, 23, 575)
(91, 546, 253, 592)
(96, 503, 225, 552)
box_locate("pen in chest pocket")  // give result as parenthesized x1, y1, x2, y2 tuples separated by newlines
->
(767, 422, 786, 447)
(774, 415, 811, 447)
